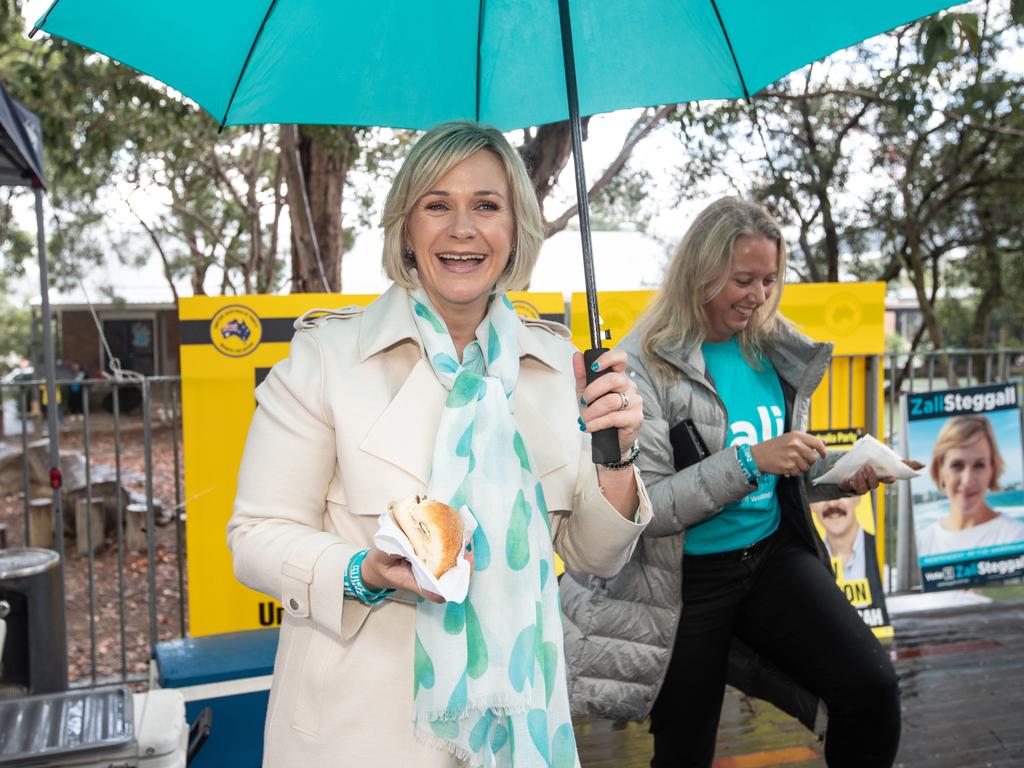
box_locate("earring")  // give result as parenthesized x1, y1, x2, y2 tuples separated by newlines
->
(403, 246, 415, 261)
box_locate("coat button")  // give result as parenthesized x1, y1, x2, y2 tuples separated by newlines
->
(289, 598, 299, 610)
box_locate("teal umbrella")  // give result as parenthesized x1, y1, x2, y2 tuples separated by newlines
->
(32, 0, 959, 460)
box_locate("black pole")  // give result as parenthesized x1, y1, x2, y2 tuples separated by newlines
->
(556, 0, 619, 464)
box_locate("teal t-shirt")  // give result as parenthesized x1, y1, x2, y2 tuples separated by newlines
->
(684, 337, 785, 555)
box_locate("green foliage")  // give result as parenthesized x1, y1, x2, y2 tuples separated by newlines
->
(0, 298, 31, 372)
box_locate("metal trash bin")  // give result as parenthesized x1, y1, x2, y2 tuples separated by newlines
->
(0, 685, 189, 767)
(0, 548, 67, 697)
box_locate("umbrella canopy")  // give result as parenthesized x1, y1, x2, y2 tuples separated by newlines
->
(35, 0, 957, 131)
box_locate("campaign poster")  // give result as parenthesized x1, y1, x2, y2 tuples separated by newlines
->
(903, 382, 1024, 592)
(810, 429, 892, 638)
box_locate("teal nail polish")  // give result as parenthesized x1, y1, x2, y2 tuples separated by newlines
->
(466, 541, 473, 553)
(579, 423, 587, 432)
(590, 361, 600, 372)
(579, 395, 587, 405)
(577, 416, 584, 425)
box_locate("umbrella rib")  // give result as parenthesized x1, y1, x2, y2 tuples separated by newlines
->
(475, 0, 486, 122)
(28, 0, 61, 37)
(220, 0, 280, 129)
(708, 0, 751, 100)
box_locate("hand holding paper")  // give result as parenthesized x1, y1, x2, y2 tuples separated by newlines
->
(812, 434, 922, 486)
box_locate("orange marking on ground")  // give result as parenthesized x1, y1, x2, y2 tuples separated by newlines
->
(713, 746, 820, 768)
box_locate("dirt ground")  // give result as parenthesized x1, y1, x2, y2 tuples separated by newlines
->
(1, 418, 188, 685)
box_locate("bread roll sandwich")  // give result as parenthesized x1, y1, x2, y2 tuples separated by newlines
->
(389, 495, 463, 579)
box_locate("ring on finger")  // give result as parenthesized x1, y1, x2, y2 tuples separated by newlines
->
(617, 391, 629, 411)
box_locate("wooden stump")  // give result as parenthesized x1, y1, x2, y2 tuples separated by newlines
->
(28, 497, 54, 549)
(75, 498, 106, 556)
(125, 502, 149, 552)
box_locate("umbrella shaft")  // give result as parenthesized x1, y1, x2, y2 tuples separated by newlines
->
(557, 0, 602, 351)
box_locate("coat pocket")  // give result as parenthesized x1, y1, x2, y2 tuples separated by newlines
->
(291, 623, 340, 735)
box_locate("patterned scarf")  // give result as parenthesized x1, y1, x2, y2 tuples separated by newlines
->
(408, 287, 579, 768)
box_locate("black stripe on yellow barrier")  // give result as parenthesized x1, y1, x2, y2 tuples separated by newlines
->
(180, 318, 297, 345)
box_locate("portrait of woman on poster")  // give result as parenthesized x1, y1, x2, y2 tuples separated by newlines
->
(227, 121, 652, 767)
(916, 414, 1024, 557)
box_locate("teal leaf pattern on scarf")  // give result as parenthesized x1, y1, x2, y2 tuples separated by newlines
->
(455, 423, 474, 457)
(536, 481, 552, 532)
(448, 371, 482, 407)
(449, 477, 469, 514)
(414, 300, 447, 334)
(491, 723, 509, 754)
(432, 352, 459, 375)
(414, 634, 435, 697)
(447, 669, 468, 714)
(551, 723, 577, 768)
(540, 558, 550, 589)
(472, 524, 491, 571)
(487, 322, 501, 365)
(513, 431, 531, 472)
(541, 642, 559, 706)
(466, 601, 488, 679)
(469, 710, 495, 754)
(508, 624, 536, 692)
(429, 717, 459, 741)
(506, 490, 531, 570)
(527, 709, 550, 763)
(443, 600, 465, 635)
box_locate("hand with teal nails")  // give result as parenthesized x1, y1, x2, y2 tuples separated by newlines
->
(573, 347, 643, 518)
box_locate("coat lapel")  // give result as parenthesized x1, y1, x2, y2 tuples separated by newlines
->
(359, 357, 445, 486)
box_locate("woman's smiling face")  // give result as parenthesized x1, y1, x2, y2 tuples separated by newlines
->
(704, 236, 779, 343)
(939, 434, 995, 519)
(407, 149, 514, 325)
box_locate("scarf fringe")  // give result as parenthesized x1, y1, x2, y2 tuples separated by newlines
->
(421, 698, 532, 722)
(414, 728, 482, 767)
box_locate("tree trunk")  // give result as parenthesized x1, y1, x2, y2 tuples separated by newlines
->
(280, 125, 351, 293)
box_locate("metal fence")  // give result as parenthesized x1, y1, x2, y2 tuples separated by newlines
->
(0, 347, 1020, 690)
(0, 375, 186, 689)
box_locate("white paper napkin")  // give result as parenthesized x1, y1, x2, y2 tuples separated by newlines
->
(812, 434, 922, 485)
(373, 503, 477, 603)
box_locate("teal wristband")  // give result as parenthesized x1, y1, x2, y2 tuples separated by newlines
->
(344, 549, 394, 605)
(736, 444, 761, 485)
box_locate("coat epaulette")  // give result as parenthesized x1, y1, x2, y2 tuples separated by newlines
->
(519, 315, 572, 340)
(294, 306, 365, 330)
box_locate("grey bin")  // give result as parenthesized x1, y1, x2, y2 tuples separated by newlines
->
(0, 548, 67, 696)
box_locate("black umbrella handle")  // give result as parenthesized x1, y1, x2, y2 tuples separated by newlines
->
(584, 347, 622, 465)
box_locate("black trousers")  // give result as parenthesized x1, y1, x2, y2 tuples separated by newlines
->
(649, 521, 900, 768)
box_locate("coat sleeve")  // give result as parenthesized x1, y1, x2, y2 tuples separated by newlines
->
(805, 450, 859, 503)
(552, 454, 652, 578)
(629, 351, 754, 538)
(227, 329, 363, 642)
(548, 347, 652, 579)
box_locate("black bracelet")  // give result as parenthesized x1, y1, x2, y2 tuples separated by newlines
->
(600, 439, 640, 470)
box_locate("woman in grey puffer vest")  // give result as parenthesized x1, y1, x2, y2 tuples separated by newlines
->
(561, 198, 900, 767)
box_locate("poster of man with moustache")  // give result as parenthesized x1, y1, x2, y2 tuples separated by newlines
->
(810, 429, 892, 638)
(902, 382, 1024, 591)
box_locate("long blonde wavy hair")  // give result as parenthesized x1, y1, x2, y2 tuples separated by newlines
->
(640, 197, 788, 378)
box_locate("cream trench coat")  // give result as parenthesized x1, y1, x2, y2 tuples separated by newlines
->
(228, 284, 652, 768)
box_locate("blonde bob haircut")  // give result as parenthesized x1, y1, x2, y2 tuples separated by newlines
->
(929, 414, 1004, 491)
(381, 121, 544, 291)
(640, 197, 788, 377)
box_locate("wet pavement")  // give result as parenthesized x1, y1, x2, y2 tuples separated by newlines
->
(574, 599, 1024, 767)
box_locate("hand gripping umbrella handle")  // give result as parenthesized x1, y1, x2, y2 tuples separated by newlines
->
(584, 347, 621, 465)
